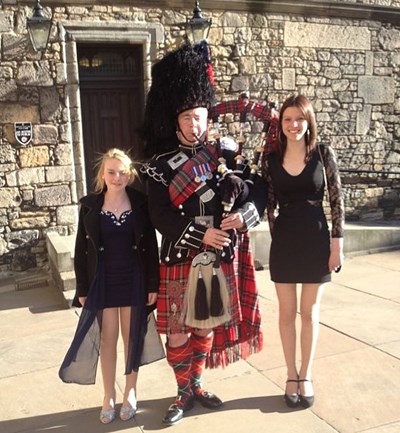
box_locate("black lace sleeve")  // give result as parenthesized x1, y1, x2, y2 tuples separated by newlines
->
(322, 145, 345, 238)
(262, 156, 278, 235)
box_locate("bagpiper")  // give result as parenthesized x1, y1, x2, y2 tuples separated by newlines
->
(141, 42, 263, 426)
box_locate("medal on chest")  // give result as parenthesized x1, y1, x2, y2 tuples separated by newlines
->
(193, 163, 213, 183)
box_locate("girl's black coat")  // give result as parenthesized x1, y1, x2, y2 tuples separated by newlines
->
(72, 186, 160, 307)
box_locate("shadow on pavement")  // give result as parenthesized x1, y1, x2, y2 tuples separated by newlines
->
(0, 395, 301, 433)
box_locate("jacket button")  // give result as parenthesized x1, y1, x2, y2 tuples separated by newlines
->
(85, 235, 89, 239)
(133, 245, 138, 250)
(99, 246, 104, 251)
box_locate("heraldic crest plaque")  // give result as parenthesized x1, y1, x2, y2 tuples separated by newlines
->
(14, 122, 33, 145)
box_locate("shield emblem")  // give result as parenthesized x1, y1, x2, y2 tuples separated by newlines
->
(14, 123, 33, 145)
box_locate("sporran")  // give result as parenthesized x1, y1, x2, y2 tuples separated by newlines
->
(184, 251, 231, 329)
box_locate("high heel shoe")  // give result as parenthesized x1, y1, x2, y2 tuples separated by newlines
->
(284, 379, 299, 408)
(298, 379, 314, 408)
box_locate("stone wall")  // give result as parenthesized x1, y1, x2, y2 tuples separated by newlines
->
(0, 2, 399, 273)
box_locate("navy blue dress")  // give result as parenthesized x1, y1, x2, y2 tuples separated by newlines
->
(101, 210, 144, 308)
(59, 209, 148, 384)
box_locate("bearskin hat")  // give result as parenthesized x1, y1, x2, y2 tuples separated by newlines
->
(141, 43, 215, 157)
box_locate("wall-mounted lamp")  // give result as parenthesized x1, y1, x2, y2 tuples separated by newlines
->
(27, 0, 52, 52)
(185, 1, 212, 45)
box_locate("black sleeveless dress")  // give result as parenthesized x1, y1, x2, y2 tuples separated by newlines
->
(267, 151, 331, 283)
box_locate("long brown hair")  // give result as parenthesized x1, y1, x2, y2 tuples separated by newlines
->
(276, 94, 317, 162)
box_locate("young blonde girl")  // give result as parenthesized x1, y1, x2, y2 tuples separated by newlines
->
(59, 148, 159, 424)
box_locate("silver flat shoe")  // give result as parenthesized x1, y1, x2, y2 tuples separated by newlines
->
(120, 405, 137, 421)
(99, 407, 116, 424)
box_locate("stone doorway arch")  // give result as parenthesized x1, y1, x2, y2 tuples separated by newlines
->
(59, 21, 163, 200)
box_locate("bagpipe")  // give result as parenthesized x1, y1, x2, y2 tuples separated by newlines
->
(185, 93, 279, 329)
(207, 91, 280, 216)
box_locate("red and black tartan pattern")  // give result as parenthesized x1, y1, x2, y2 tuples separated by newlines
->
(190, 333, 213, 388)
(156, 233, 262, 369)
(168, 144, 219, 208)
(156, 260, 241, 336)
(208, 231, 263, 368)
(210, 98, 274, 124)
(166, 340, 193, 399)
(209, 98, 279, 156)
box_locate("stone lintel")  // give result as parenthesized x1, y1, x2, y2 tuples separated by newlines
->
(0, 103, 40, 124)
(284, 22, 370, 51)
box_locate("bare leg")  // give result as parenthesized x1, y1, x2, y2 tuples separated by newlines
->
(299, 283, 325, 396)
(100, 307, 119, 410)
(275, 283, 298, 395)
(120, 306, 138, 409)
(168, 333, 189, 348)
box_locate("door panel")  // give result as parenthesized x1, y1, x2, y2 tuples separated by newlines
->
(78, 45, 144, 192)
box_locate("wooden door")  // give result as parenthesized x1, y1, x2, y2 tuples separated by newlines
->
(78, 44, 144, 193)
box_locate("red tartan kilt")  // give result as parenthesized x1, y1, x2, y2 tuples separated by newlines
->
(156, 259, 241, 335)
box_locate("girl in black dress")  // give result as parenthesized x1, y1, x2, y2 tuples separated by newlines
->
(59, 149, 159, 424)
(263, 95, 344, 408)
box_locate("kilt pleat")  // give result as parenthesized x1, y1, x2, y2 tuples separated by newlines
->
(156, 232, 263, 369)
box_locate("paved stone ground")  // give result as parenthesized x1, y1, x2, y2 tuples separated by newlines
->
(0, 250, 399, 433)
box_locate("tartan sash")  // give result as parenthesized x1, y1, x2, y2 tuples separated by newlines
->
(169, 144, 219, 208)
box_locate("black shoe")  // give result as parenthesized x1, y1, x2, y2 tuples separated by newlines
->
(192, 386, 223, 409)
(284, 379, 299, 408)
(298, 379, 314, 408)
(162, 395, 194, 426)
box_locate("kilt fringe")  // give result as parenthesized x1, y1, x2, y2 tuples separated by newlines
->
(206, 331, 263, 369)
(157, 232, 263, 368)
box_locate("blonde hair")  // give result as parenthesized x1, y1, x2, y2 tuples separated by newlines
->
(93, 148, 138, 193)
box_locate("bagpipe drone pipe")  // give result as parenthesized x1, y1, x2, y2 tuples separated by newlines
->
(207, 92, 279, 219)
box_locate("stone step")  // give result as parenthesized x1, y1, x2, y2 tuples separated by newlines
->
(46, 222, 400, 306)
(250, 221, 400, 267)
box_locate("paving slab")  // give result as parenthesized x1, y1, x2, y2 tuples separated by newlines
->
(266, 346, 400, 433)
(321, 297, 400, 347)
(333, 252, 400, 300)
(321, 282, 384, 311)
(310, 347, 400, 433)
(0, 326, 79, 378)
(351, 250, 400, 270)
(0, 250, 399, 433)
(376, 341, 400, 359)
(135, 370, 338, 433)
(361, 422, 400, 433)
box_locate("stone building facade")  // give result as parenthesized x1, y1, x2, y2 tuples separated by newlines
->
(0, 0, 399, 274)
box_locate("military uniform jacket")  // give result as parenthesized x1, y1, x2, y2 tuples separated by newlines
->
(145, 143, 260, 265)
